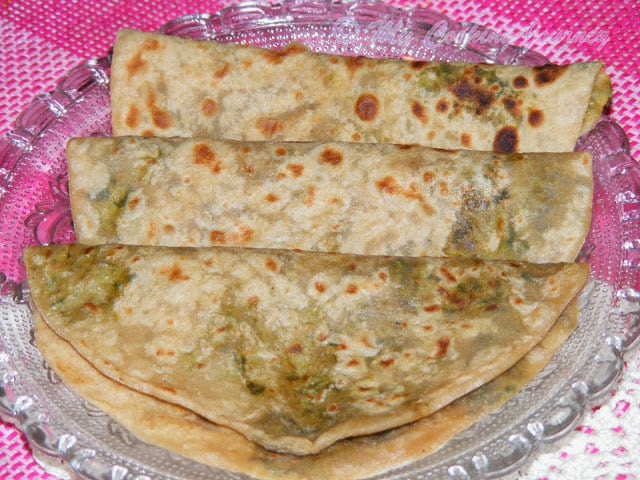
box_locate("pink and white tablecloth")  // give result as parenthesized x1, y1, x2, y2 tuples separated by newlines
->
(1, 0, 639, 479)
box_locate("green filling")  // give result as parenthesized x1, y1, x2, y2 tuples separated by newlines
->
(35, 246, 131, 322)
(89, 154, 159, 239)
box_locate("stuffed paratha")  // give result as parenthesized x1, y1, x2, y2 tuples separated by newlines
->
(25, 243, 589, 455)
(110, 29, 610, 152)
(67, 136, 593, 263)
(33, 297, 578, 480)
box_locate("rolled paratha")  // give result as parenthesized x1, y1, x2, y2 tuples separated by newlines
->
(67, 136, 593, 263)
(110, 29, 610, 152)
(24, 243, 589, 455)
(33, 297, 578, 480)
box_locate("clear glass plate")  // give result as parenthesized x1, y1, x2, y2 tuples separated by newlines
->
(1, 1, 639, 479)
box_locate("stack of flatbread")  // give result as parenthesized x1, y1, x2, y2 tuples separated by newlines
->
(24, 28, 611, 479)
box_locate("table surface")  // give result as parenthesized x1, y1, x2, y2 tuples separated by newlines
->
(1, 1, 639, 479)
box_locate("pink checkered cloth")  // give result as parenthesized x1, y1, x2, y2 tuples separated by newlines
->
(1, 1, 639, 479)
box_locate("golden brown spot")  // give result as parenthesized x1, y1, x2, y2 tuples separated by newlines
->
(125, 106, 140, 128)
(345, 56, 365, 75)
(261, 44, 308, 64)
(378, 272, 388, 282)
(210, 230, 227, 244)
(127, 197, 140, 211)
(439, 181, 449, 195)
(319, 148, 343, 166)
(436, 99, 450, 113)
(286, 163, 304, 177)
(84, 302, 98, 313)
(275, 173, 287, 181)
(450, 80, 495, 115)
(166, 319, 174, 326)
(351, 133, 362, 142)
(485, 304, 498, 311)
(203, 259, 214, 268)
(461, 133, 472, 147)
(159, 263, 190, 282)
(232, 226, 254, 244)
(145, 91, 172, 130)
(533, 64, 566, 86)
(147, 221, 157, 241)
(410, 61, 427, 70)
(304, 186, 315, 207)
(423, 305, 439, 313)
(346, 284, 359, 295)
(287, 343, 303, 355)
(428, 131, 436, 141)
(256, 118, 284, 138)
(376, 176, 435, 215)
(433, 337, 450, 359)
(423, 171, 435, 183)
(502, 98, 522, 119)
(315, 281, 326, 293)
(403, 72, 412, 81)
(214, 63, 231, 79)
(126, 53, 147, 77)
(411, 101, 428, 124)
(145, 38, 161, 51)
(193, 143, 221, 174)
(265, 193, 279, 203)
(513, 75, 529, 89)
(130, 256, 141, 264)
(380, 358, 395, 368)
(528, 109, 544, 127)
(163, 224, 175, 234)
(241, 146, 251, 154)
(358, 386, 372, 392)
(327, 404, 339, 414)
(156, 348, 175, 357)
(160, 386, 177, 395)
(123, 306, 133, 315)
(440, 267, 457, 283)
(361, 337, 373, 348)
(493, 126, 519, 153)
(248, 294, 260, 307)
(355, 93, 379, 122)
(348, 263, 357, 271)
(513, 297, 524, 305)
(276, 147, 287, 156)
(201, 98, 218, 117)
(141, 129, 154, 137)
(347, 359, 360, 367)
(265, 258, 278, 272)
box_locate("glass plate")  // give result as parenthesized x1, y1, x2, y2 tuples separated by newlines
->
(1, 1, 640, 479)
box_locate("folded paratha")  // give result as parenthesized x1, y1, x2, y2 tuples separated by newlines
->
(110, 29, 610, 152)
(67, 136, 593, 263)
(33, 297, 578, 480)
(24, 243, 589, 455)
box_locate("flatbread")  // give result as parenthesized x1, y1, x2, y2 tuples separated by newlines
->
(33, 296, 578, 480)
(67, 136, 593, 263)
(110, 29, 610, 152)
(24, 243, 589, 455)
